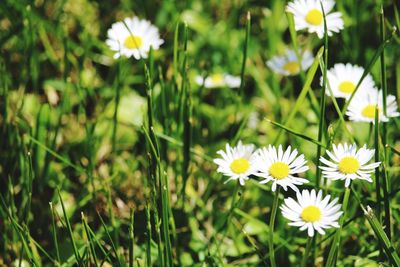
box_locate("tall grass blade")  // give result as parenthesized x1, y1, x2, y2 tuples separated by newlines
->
(379, 6, 391, 241)
(316, 0, 328, 188)
(363, 206, 400, 265)
(57, 188, 82, 266)
(49, 202, 61, 265)
(81, 212, 98, 267)
(129, 209, 135, 267)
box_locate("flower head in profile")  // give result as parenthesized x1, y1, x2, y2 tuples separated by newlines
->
(213, 141, 257, 185)
(346, 88, 400, 123)
(286, 0, 344, 39)
(254, 145, 309, 192)
(319, 143, 381, 187)
(266, 49, 313, 76)
(281, 189, 342, 237)
(196, 73, 241, 88)
(322, 63, 376, 99)
(106, 16, 164, 59)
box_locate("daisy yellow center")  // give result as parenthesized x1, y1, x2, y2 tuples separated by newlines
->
(305, 9, 323, 26)
(211, 74, 224, 84)
(361, 104, 379, 119)
(338, 156, 360, 174)
(269, 162, 290, 180)
(283, 61, 300, 74)
(301, 205, 321, 222)
(124, 35, 143, 49)
(230, 158, 250, 174)
(338, 81, 356, 93)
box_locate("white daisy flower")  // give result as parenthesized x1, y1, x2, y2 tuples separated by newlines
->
(281, 189, 343, 237)
(319, 143, 381, 187)
(286, 0, 344, 39)
(322, 63, 376, 99)
(213, 141, 257, 185)
(266, 49, 314, 76)
(195, 73, 241, 88)
(254, 145, 309, 192)
(346, 88, 400, 123)
(106, 16, 164, 59)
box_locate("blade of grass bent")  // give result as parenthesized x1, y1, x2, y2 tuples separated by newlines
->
(273, 46, 324, 144)
(265, 118, 326, 147)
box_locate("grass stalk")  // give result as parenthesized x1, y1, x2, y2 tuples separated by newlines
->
(145, 202, 152, 267)
(268, 187, 280, 267)
(111, 58, 121, 170)
(49, 202, 61, 265)
(25, 151, 34, 225)
(144, 64, 167, 266)
(325, 187, 350, 267)
(363, 206, 400, 265)
(181, 43, 192, 203)
(301, 236, 313, 267)
(379, 6, 391, 241)
(81, 213, 99, 267)
(97, 211, 122, 266)
(316, 1, 328, 188)
(374, 106, 381, 224)
(57, 188, 82, 266)
(129, 209, 135, 267)
(214, 180, 241, 243)
(239, 11, 251, 94)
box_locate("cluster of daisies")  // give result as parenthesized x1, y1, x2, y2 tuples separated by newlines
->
(104, 2, 398, 125)
(214, 141, 380, 236)
(266, 0, 400, 123)
(103, 1, 398, 238)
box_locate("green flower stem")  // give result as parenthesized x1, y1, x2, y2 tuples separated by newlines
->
(269, 187, 281, 267)
(301, 236, 313, 267)
(325, 187, 351, 267)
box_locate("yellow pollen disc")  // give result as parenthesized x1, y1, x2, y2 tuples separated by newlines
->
(301, 205, 321, 222)
(338, 81, 356, 93)
(283, 61, 300, 75)
(361, 104, 379, 119)
(230, 158, 250, 174)
(124, 35, 143, 49)
(211, 74, 224, 84)
(269, 162, 290, 180)
(305, 9, 323, 26)
(338, 156, 360, 174)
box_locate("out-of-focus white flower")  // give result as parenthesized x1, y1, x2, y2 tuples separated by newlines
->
(106, 16, 163, 59)
(266, 49, 314, 76)
(196, 73, 241, 88)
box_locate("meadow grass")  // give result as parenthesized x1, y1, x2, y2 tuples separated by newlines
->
(1, 0, 400, 266)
